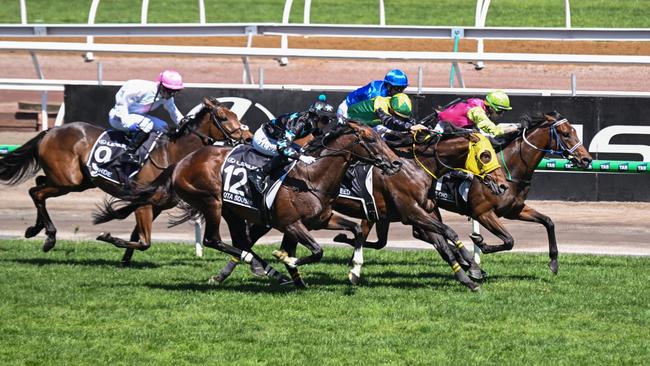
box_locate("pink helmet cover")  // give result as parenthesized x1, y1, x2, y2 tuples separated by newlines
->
(157, 70, 184, 90)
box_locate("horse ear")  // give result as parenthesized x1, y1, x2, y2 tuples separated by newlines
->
(202, 97, 213, 107)
(469, 133, 480, 143)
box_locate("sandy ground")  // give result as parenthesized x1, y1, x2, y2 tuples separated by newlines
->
(0, 36, 649, 257)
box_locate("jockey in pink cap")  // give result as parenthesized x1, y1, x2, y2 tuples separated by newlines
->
(108, 69, 185, 164)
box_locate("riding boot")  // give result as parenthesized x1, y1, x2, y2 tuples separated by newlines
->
(250, 155, 286, 193)
(123, 129, 149, 165)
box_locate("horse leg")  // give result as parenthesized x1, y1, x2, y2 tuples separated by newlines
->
(27, 181, 82, 252)
(273, 221, 323, 267)
(97, 205, 155, 251)
(468, 211, 514, 257)
(211, 221, 271, 284)
(221, 218, 289, 284)
(425, 231, 480, 292)
(118, 206, 164, 267)
(513, 204, 559, 274)
(321, 213, 368, 285)
(283, 234, 309, 288)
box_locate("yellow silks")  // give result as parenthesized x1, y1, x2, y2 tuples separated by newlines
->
(373, 96, 391, 113)
(459, 133, 501, 179)
(411, 131, 500, 180)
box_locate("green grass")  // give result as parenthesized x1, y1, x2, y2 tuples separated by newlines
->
(1, 239, 648, 365)
(1, 0, 649, 27)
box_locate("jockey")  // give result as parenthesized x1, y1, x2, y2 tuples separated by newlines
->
(347, 93, 427, 135)
(337, 69, 409, 122)
(108, 69, 185, 163)
(435, 90, 520, 137)
(249, 95, 337, 192)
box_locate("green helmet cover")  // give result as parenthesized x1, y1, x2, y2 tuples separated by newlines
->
(389, 93, 412, 118)
(485, 90, 512, 111)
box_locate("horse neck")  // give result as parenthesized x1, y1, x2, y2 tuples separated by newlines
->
(166, 118, 217, 162)
(503, 127, 551, 182)
(414, 138, 469, 177)
(301, 135, 358, 199)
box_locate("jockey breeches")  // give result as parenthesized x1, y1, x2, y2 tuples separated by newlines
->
(108, 110, 169, 133)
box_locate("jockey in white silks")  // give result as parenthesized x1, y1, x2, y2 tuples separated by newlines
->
(108, 69, 185, 162)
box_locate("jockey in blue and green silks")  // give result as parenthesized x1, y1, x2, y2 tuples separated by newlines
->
(337, 69, 409, 122)
(347, 93, 427, 135)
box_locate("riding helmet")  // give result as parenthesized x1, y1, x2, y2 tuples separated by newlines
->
(384, 69, 409, 87)
(485, 90, 512, 111)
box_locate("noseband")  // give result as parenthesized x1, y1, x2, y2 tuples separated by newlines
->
(312, 128, 386, 167)
(208, 108, 249, 146)
(522, 118, 583, 157)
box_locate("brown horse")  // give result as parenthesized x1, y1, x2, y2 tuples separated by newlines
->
(341, 111, 592, 277)
(99, 121, 403, 283)
(0, 97, 251, 264)
(213, 130, 509, 291)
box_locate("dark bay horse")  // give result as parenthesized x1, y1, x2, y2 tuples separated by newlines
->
(99, 122, 402, 283)
(0, 97, 251, 264)
(214, 131, 509, 291)
(342, 112, 592, 277)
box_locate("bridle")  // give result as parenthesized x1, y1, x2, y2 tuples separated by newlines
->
(311, 126, 390, 169)
(522, 118, 582, 158)
(185, 105, 249, 146)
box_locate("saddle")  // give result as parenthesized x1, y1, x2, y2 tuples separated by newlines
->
(221, 144, 296, 225)
(87, 130, 161, 185)
(339, 163, 378, 221)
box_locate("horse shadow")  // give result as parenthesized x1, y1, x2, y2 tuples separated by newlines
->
(4, 257, 160, 269)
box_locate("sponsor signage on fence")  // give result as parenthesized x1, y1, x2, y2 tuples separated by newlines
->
(65, 85, 650, 201)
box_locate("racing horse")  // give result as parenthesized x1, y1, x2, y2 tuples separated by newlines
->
(337, 111, 592, 276)
(213, 129, 510, 291)
(0, 97, 251, 264)
(98, 121, 403, 283)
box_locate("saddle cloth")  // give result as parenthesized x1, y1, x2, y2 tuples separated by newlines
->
(221, 144, 295, 218)
(86, 130, 161, 185)
(432, 173, 471, 214)
(338, 163, 379, 222)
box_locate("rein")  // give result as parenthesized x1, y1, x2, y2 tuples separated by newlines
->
(521, 118, 582, 156)
(501, 117, 581, 186)
(411, 130, 466, 179)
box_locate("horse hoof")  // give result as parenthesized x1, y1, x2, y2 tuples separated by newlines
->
(41, 237, 56, 252)
(549, 260, 559, 275)
(471, 285, 481, 292)
(25, 225, 42, 238)
(208, 274, 226, 284)
(277, 275, 293, 286)
(333, 233, 349, 243)
(348, 272, 361, 286)
(294, 280, 308, 289)
(249, 260, 267, 277)
(469, 233, 484, 245)
(96, 232, 112, 242)
(120, 260, 131, 268)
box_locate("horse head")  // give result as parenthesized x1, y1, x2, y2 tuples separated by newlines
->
(520, 111, 592, 169)
(306, 121, 402, 175)
(181, 97, 252, 146)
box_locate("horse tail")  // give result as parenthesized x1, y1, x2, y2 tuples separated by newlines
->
(0, 131, 47, 185)
(167, 200, 202, 228)
(92, 164, 179, 225)
(92, 196, 140, 224)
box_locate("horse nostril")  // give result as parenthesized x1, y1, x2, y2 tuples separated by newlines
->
(392, 160, 402, 167)
(245, 138, 253, 143)
(500, 184, 508, 192)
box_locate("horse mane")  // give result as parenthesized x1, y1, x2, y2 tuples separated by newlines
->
(174, 97, 224, 138)
(303, 122, 353, 154)
(517, 111, 563, 131)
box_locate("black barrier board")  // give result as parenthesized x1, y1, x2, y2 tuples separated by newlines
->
(64, 85, 650, 202)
